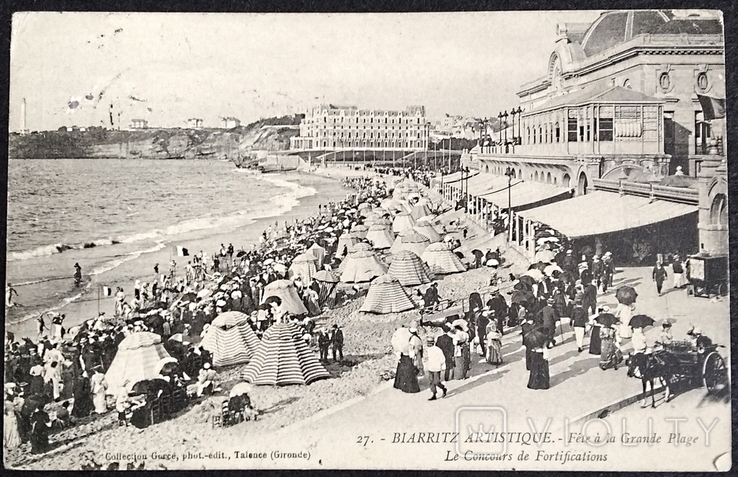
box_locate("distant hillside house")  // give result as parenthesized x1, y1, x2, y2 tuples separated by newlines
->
(188, 118, 204, 129)
(130, 119, 149, 130)
(222, 117, 241, 129)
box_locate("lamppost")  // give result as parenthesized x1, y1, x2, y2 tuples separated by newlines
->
(510, 108, 517, 154)
(497, 111, 504, 152)
(462, 166, 471, 213)
(513, 106, 523, 148)
(502, 111, 509, 152)
(505, 166, 514, 242)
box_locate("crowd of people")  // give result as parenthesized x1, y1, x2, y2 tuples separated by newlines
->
(4, 171, 402, 455)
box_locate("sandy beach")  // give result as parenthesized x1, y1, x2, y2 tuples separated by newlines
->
(5, 166, 532, 470)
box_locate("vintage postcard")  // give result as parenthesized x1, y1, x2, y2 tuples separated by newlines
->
(4, 10, 731, 471)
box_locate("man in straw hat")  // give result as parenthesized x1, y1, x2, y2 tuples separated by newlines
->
(424, 335, 447, 400)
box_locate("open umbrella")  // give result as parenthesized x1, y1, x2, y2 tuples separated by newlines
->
(544, 264, 563, 276)
(236, 250, 248, 258)
(523, 328, 547, 349)
(168, 333, 184, 343)
(263, 296, 282, 307)
(391, 327, 413, 355)
(154, 356, 179, 375)
(486, 259, 499, 267)
(534, 250, 556, 263)
(313, 270, 340, 283)
(229, 382, 253, 397)
(595, 313, 618, 327)
(629, 314, 656, 329)
(197, 289, 213, 299)
(511, 290, 536, 308)
(180, 292, 197, 302)
(518, 275, 536, 288)
(528, 262, 549, 271)
(616, 286, 638, 305)
(451, 319, 469, 332)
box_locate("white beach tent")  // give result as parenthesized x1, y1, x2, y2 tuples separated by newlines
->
(359, 274, 416, 314)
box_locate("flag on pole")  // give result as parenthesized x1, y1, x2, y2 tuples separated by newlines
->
(102, 286, 113, 297)
(176, 246, 189, 257)
(697, 94, 726, 121)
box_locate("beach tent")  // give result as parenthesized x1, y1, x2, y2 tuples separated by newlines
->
(288, 252, 318, 285)
(389, 231, 431, 257)
(200, 311, 260, 367)
(335, 232, 359, 257)
(105, 331, 172, 393)
(340, 250, 388, 284)
(365, 224, 395, 250)
(421, 242, 467, 275)
(313, 270, 339, 308)
(240, 322, 330, 386)
(351, 224, 369, 240)
(410, 202, 433, 220)
(308, 243, 326, 268)
(388, 250, 435, 287)
(392, 211, 417, 234)
(261, 280, 309, 316)
(360, 274, 416, 314)
(413, 223, 442, 243)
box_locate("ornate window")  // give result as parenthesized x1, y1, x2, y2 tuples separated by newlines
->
(659, 72, 671, 91)
(697, 72, 709, 91)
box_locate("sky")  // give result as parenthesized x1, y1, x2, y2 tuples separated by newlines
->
(9, 11, 605, 132)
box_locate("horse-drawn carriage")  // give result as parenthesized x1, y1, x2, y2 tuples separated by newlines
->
(664, 340, 729, 395)
(686, 254, 728, 298)
(627, 338, 728, 407)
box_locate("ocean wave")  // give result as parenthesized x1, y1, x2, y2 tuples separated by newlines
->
(7, 175, 316, 263)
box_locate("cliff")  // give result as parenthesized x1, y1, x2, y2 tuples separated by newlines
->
(8, 115, 302, 160)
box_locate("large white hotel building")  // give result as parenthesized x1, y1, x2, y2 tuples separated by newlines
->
(289, 104, 430, 151)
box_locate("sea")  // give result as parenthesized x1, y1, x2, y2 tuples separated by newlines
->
(5, 158, 348, 337)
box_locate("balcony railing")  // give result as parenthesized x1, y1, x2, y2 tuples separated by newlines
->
(592, 178, 699, 205)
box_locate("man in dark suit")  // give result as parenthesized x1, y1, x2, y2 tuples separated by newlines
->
(582, 279, 598, 316)
(435, 326, 455, 381)
(540, 297, 559, 348)
(330, 324, 344, 362)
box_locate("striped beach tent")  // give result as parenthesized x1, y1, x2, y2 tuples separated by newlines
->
(340, 250, 388, 284)
(388, 250, 435, 287)
(262, 280, 309, 316)
(360, 274, 416, 314)
(201, 311, 260, 367)
(421, 242, 467, 275)
(392, 211, 416, 234)
(308, 243, 326, 268)
(413, 223, 441, 243)
(365, 224, 395, 250)
(240, 322, 330, 386)
(335, 231, 359, 257)
(288, 252, 318, 285)
(313, 270, 339, 308)
(351, 224, 369, 239)
(389, 231, 431, 257)
(105, 331, 171, 392)
(410, 202, 433, 220)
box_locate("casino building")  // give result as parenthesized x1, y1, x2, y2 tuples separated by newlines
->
(448, 10, 726, 262)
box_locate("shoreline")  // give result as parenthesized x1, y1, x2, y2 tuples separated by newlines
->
(5, 166, 369, 340)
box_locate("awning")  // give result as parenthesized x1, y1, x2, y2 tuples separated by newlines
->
(480, 180, 573, 210)
(465, 173, 510, 195)
(518, 191, 698, 238)
(441, 172, 464, 184)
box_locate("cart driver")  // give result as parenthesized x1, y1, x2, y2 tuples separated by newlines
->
(687, 326, 713, 353)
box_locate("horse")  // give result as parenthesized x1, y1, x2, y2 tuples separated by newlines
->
(626, 351, 677, 408)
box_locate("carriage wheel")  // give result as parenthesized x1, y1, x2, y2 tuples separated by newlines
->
(703, 352, 728, 394)
(718, 283, 728, 297)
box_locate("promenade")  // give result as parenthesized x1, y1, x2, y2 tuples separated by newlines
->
(192, 260, 730, 471)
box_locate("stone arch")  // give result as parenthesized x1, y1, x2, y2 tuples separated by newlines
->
(710, 193, 728, 226)
(485, 164, 490, 173)
(562, 173, 571, 188)
(577, 171, 589, 196)
(534, 171, 540, 182)
(553, 176, 558, 185)
(546, 172, 552, 184)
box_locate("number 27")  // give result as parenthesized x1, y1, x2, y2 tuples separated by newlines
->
(357, 436, 370, 446)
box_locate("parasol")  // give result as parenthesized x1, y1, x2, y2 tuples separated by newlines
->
(451, 319, 469, 332)
(528, 262, 549, 271)
(629, 314, 656, 329)
(229, 382, 253, 397)
(486, 259, 499, 268)
(523, 328, 547, 348)
(263, 295, 282, 307)
(180, 292, 197, 302)
(544, 264, 563, 276)
(236, 250, 248, 257)
(391, 327, 413, 355)
(511, 289, 536, 308)
(517, 275, 536, 288)
(154, 357, 179, 375)
(615, 286, 638, 305)
(595, 313, 618, 327)
(168, 333, 184, 343)
(313, 270, 339, 283)
(197, 289, 213, 299)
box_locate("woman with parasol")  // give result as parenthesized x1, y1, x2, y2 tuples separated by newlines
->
(629, 315, 656, 355)
(588, 307, 606, 356)
(525, 328, 550, 390)
(392, 326, 420, 393)
(615, 286, 637, 339)
(597, 310, 622, 370)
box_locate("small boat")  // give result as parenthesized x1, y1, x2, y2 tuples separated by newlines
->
(258, 163, 297, 173)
